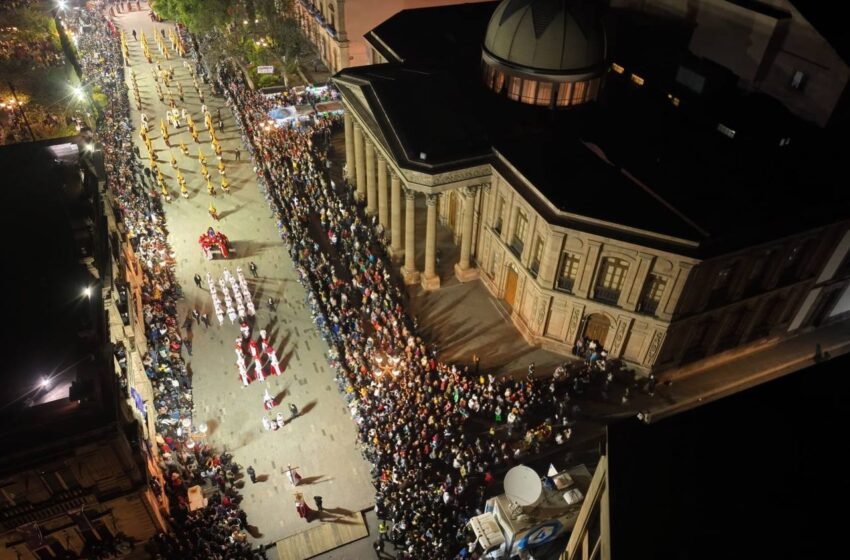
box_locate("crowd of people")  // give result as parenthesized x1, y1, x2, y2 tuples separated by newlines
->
(213, 44, 640, 556)
(67, 3, 259, 558)
(66, 0, 646, 557)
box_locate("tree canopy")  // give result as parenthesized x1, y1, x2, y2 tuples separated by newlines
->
(151, 0, 233, 34)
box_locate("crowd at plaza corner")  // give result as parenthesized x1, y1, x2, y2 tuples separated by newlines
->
(66, 1, 651, 558)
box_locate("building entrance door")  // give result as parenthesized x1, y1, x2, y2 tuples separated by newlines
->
(504, 266, 519, 308)
(583, 314, 610, 347)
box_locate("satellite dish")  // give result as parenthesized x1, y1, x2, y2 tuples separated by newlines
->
(504, 465, 543, 507)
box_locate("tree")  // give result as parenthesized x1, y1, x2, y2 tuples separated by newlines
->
(151, 0, 232, 34)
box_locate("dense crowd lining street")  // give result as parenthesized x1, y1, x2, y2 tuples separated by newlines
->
(65, 1, 653, 558)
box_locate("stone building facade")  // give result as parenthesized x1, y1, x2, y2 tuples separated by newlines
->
(334, 0, 850, 373)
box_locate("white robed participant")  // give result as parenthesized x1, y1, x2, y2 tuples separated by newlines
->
(267, 345, 283, 377)
(235, 345, 250, 387)
(249, 338, 264, 382)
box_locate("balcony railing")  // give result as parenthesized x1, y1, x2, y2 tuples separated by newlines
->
(637, 297, 659, 315)
(556, 277, 575, 293)
(509, 238, 524, 259)
(593, 286, 621, 305)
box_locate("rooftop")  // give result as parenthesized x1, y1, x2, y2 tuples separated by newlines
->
(607, 352, 850, 559)
(340, 1, 849, 256)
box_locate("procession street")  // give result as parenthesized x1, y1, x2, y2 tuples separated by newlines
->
(115, 7, 374, 543)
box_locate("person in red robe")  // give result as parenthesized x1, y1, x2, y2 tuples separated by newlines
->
(295, 497, 312, 520)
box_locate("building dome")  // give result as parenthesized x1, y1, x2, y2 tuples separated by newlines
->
(481, 0, 608, 108)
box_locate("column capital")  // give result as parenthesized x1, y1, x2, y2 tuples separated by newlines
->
(353, 120, 362, 131)
(425, 193, 439, 206)
(404, 188, 417, 201)
(461, 185, 480, 198)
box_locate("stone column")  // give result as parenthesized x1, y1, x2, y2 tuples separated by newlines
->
(344, 111, 355, 182)
(455, 186, 479, 282)
(365, 140, 377, 215)
(390, 173, 403, 258)
(422, 194, 441, 290)
(353, 123, 365, 200)
(377, 156, 389, 230)
(403, 189, 420, 284)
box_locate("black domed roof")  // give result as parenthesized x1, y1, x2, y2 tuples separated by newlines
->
(483, 0, 607, 75)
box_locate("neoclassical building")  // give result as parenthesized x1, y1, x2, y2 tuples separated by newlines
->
(332, 0, 850, 372)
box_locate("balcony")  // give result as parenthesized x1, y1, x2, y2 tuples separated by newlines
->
(593, 286, 621, 306)
(637, 297, 659, 316)
(556, 277, 574, 293)
(509, 238, 524, 259)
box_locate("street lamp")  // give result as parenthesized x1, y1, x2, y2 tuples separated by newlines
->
(41, 376, 51, 389)
(83, 286, 92, 298)
(57, 0, 67, 10)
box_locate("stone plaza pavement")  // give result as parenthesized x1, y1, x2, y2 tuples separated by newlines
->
(114, 7, 374, 547)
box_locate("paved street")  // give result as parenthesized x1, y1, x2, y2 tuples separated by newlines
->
(114, 7, 373, 547)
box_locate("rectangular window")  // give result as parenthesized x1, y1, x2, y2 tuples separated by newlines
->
(789, 70, 807, 91)
(493, 197, 505, 234)
(41, 471, 65, 494)
(708, 264, 736, 307)
(556, 253, 581, 292)
(594, 258, 628, 304)
(529, 237, 544, 277)
(638, 274, 667, 315)
(572, 81, 587, 104)
(630, 73, 645, 86)
(611, 63, 624, 74)
(510, 210, 528, 258)
(493, 70, 505, 93)
(55, 465, 80, 490)
(507, 76, 522, 101)
(535, 81, 553, 106)
(556, 82, 572, 106)
(520, 79, 537, 104)
(717, 123, 736, 139)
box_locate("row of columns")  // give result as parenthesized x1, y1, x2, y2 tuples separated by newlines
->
(344, 113, 479, 289)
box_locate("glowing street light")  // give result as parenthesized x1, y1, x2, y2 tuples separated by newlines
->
(72, 86, 84, 100)
(83, 286, 92, 298)
(41, 376, 51, 389)
(57, 0, 67, 10)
